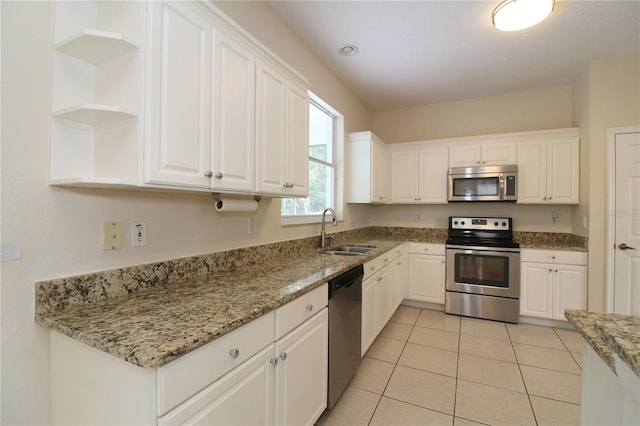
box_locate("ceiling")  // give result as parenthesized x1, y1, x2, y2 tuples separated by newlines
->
(265, 0, 640, 111)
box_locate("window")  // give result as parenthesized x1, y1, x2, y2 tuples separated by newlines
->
(281, 92, 343, 224)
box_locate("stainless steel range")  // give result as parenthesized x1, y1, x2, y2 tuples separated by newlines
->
(445, 216, 520, 323)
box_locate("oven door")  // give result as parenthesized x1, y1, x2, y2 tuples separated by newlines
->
(446, 246, 520, 299)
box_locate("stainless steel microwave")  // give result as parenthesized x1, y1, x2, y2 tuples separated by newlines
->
(448, 165, 517, 202)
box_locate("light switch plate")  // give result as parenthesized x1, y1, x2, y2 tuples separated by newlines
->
(102, 222, 124, 250)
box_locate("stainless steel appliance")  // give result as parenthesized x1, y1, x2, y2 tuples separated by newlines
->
(445, 216, 520, 323)
(448, 165, 517, 202)
(327, 265, 363, 410)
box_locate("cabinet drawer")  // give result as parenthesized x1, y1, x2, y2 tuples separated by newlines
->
(521, 249, 587, 265)
(407, 242, 445, 256)
(363, 247, 403, 279)
(157, 311, 275, 416)
(275, 284, 328, 340)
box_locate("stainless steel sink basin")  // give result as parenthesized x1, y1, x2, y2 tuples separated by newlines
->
(322, 245, 375, 256)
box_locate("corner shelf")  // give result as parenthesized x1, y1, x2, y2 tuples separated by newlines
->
(55, 29, 138, 65)
(53, 104, 138, 125)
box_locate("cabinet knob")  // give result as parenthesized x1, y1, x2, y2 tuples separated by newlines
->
(424, 247, 429, 251)
(270, 357, 278, 366)
(384, 258, 389, 262)
(543, 196, 548, 200)
(551, 256, 556, 260)
(306, 304, 313, 311)
(229, 348, 240, 358)
(555, 269, 559, 273)
(548, 196, 552, 200)
(215, 172, 224, 179)
(476, 161, 481, 165)
(204, 171, 213, 178)
(377, 277, 383, 282)
(548, 269, 553, 272)
(279, 352, 288, 361)
(370, 266, 375, 272)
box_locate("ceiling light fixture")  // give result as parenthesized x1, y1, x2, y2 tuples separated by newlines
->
(492, 0, 554, 31)
(338, 44, 358, 56)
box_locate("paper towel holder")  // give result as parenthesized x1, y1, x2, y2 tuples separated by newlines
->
(211, 193, 262, 203)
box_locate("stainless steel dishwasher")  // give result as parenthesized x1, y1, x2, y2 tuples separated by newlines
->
(327, 264, 363, 410)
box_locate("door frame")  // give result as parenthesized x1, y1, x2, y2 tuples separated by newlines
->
(605, 125, 640, 313)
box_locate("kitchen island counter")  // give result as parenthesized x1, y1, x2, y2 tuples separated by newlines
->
(565, 309, 640, 377)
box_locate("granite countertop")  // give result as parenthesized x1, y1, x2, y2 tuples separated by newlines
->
(36, 239, 403, 369)
(565, 309, 640, 377)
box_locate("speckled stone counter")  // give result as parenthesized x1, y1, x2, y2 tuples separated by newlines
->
(35, 225, 585, 370)
(565, 309, 640, 377)
(515, 231, 587, 251)
(36, 232, 403, 369)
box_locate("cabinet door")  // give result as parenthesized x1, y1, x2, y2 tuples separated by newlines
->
(448, 144, 481, 167)
(376, 267, 395, 333)
(274, 309, 328, 426)
(362, 276, 378, 356)
(547, 138, 579, 204)
(158, 345, 274, 426)
(371, 139, 388, 202)
(517, 140, 547, 204)
(390, 151, 418, 203)
(145, 1, 212, 188)
(285, 83, 309, 197)
(552, 264, 587, 320)
(256, 61, 287, 194)
(520, 262, 553, 318)
(211, 31, 255, 192)
(419, 147, 448, 203)
(482, 142, 516, 166)
(391, 256, 406, 313)
(407, 254, 445, 304)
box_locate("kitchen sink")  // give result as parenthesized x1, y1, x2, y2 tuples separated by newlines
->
(322, 245, 376, 256)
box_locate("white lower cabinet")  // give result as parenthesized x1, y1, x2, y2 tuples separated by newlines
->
(520, 249, 587, 320)
(406, 243, 446, 305)
(361, 246, 406, 356)
(50, 284, 328, 426)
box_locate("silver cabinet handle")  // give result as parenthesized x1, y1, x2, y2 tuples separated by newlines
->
(204, 171, 213, 178)
(215, 172, 223, 179)
(279, 352, 287, 361)
(229, 348, 240, 358)
(270, 357, 278, 366)
(619, 243, 637, 251)
(306, 304, 313, 311)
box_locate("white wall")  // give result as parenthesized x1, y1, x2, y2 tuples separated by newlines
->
(0, 2, 371, 424)
(579, 56, 640, 312)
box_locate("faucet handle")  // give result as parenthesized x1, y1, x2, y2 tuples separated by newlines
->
(325, 235, 334, 246)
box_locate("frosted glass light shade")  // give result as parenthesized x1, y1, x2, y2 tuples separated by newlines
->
(492, 0, 554, 31)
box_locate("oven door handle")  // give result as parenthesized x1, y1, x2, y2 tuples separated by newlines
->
(446, 245, 521, 253)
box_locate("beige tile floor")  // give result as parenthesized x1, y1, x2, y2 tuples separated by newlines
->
(318, 306, 583, 426)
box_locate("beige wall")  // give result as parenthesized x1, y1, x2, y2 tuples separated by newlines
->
(581, 55, 640, 312)
(0, 2, 371, 424)
(371, 86, 573, 143)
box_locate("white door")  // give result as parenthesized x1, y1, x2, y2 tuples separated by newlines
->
(286, 83, 309, 197)
(547, 138, 579, 204)
(390, 151, 418, 203)
(553, 265, 587, 320)
(274, 309, 328, 426)
(211, 31, 255, 192)
(407, 254, 445, 304)
(612, 130, 640, 315)
(145, 1, 212, 188)
(419, 148, 448, 203)
(520, 262, 553, 318)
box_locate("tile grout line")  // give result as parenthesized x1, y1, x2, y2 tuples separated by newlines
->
(365, 308, 417, 426)
(506, 323, 540, 426)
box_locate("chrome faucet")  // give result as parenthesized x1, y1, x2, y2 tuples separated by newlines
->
(321, 208, 337, 247)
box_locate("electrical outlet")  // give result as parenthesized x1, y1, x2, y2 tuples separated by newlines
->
(248, 217, 256, 234)
(131, 223, 147, 247)
(102, 222, 124, 250)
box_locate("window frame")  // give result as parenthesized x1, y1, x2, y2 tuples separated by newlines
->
(281, 91, 344, 226)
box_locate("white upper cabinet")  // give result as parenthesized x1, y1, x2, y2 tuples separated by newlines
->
(390, 146, 448, 204)
(145, 1, 212, 188)
(448, 142, 516, 167)
(210, 30, 256, 193)
(347, 131, 388, 203)
(517, 132, 579, 204)
(50, 0, 309, 197)
(256, 61, 309, 197)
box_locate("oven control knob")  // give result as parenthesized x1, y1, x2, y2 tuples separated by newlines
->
(502, 222, 507, 227)
(494, 222, 499, 226)
(461, 221, 465, 225)
(454, 221, 458, 225)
